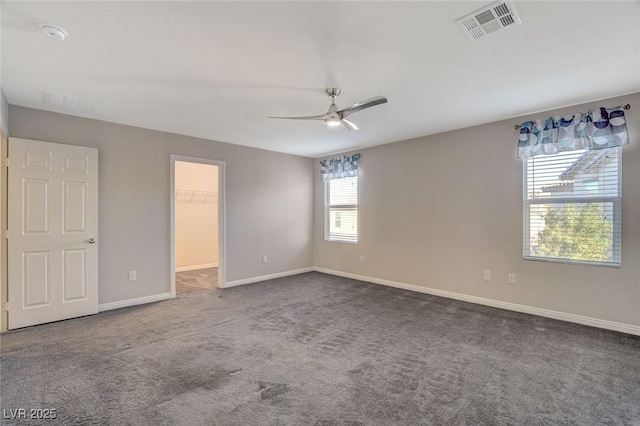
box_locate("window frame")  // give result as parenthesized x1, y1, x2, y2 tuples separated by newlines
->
(522, 147, 622, 267)
(324, 176, 358, 244)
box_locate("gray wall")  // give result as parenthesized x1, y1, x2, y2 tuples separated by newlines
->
(314, 92, 640, 327)
(0, 89, 8, 133)
(9, 106, 314, 305)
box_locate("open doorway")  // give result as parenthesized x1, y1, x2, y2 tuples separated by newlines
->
(170, 155, 225, 296)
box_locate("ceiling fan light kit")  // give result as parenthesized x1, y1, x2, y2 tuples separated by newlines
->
(268, 88, 387, 131)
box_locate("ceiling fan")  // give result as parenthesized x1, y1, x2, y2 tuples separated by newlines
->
(268, 88, 387, 131)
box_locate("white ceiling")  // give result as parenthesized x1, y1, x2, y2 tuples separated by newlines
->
(2, 1, 639, 158)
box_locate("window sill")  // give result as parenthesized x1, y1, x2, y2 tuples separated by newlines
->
(523, 256, 621, 269)
(324, 238, 358, 245)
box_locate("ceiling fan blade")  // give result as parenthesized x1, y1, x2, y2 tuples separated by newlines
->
(339, 96, 388, 118)
(267, 113, 329, 121)
(341, 119, 359, 131)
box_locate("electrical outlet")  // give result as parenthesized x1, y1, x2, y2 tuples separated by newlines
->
(128, 271, 137, 281)
(359, 255, 365, 263)
(483, 270, 491, 281)
(508, 273, 516, 285)
(262, 255, 268, 263)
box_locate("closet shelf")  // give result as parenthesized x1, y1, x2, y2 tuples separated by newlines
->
(175, 189, 217, 204)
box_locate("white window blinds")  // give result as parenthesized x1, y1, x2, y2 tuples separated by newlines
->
(325, 176, 358, 243)
(524, 147, 621, 266)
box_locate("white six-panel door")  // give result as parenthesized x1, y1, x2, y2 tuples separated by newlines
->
(8, 138, 98, 329)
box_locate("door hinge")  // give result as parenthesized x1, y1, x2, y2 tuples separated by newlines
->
(1, 302, 8, 312)
(1, 158, 8, 167)
(1, 230, 7, 240)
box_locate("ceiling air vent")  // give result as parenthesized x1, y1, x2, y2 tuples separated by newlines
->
(456, 1, 521, 41)
(44, 90, 95, 112)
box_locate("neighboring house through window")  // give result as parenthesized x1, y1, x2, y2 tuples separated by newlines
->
(334, 212, 342, 228)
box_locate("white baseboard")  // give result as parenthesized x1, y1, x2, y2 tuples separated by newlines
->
(98, 292, 172, 312)
(224, 267, 313, 288)
(313, 267, 640, 336)
(175, 263, 218, 272)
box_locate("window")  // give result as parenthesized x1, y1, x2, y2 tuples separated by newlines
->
(523, 147, 621, 266)
(325, 176, 358, 243)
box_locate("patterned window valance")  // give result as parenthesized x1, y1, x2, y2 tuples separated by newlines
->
(319, 153, 360, 181)
(517, 106, 629, 158)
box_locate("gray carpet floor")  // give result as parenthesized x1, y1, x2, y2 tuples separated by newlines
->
(176, 268, 218, 294)
(1, 272, 639, 425)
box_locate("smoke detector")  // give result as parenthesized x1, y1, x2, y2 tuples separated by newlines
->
(39, 24, 69, 41)
(456, 1, 521, 40)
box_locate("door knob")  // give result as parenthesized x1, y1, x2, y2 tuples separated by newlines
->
(88, 238, 96, 244)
